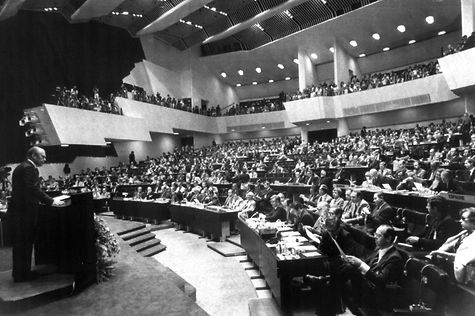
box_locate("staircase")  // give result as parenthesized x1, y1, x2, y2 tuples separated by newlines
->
(117, 224, 166, 257)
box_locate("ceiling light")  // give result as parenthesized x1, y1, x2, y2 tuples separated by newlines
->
(285, 77, 291, 81)
(61, 144, 69, 147)
(277, 64, 284, 69)
(310, 53, 318, 59)
(329, 47, 335, 53)
(305, 123, 310, 126)
(238, 69, 244, 75)
(261, 126, 265, 129)
(231, 129, 235, 132)
(284, 10, 293, 19)
(425, 16, 434, 24)
(236, 83, 241, 87)
(359, 53, 366, 57)
(408, 39, 416, 44)
(397, 25, 406, 33)
(293, 58, 298, 64)
(252, 82, 257, 85)
(383, 47, 390, 51)
(438, 30, 446, 36)
(350, 40, 358, 47)
(122, 11, 129, 15)
(255, 23, 264, 31)
(221, 72, 227, 78)
(326, 120, 331, 123)
(269, 79, 274, 83)
(372, 33, 380, 40)
(173, 132, 179, 135)
(255, 67, 261, 73)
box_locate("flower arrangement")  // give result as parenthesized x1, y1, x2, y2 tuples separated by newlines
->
(94, 215, 120, 282)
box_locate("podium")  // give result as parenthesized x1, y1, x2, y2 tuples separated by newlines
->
(35, 191, 97, 285)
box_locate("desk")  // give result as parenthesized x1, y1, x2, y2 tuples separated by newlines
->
(237, 215, 328, 311)
(169, 203, 239, 241)
(110, 198, 170, 222)
(270, 184, 312, 200)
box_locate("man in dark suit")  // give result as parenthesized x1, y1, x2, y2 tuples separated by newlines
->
(406, 196, 461, 251)
(265, 195, 287, 222)
(464, 158, 475, 182)
(8, 147, 64, 282)
(365, 192, 395, 233)
(345, 225, 405, 312)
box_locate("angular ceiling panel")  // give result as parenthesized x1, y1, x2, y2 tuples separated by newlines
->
(259, 0, 288, 10)
(290, 0, 335, 30)
(234, 25, 272, 50)
(259, 12, 300, 41)
(230, 0, 261, 24)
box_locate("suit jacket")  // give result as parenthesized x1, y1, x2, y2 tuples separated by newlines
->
(266, 206, 287, 222)
(366, 201, 395, 230)
(360, 246, 404, 311)
(8, 160, 54, 219)
(417, 215, 461, 250)
(293, 210, 315, 231)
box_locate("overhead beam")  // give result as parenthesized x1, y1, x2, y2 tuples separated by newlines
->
(203, 0, 308, 44)
(0, 0, 27, 21)
(71, 0, 126, 21)
(137, 0, 214, 36)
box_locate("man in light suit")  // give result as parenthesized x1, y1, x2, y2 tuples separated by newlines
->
(8, 147, 64, 282)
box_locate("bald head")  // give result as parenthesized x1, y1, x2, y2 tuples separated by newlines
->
(27, 146, 46, 167)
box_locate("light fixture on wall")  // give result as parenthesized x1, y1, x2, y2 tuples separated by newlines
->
(277, 64, 284, 69)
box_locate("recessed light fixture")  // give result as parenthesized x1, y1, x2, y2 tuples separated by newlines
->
(231, 129, 235, 132)
(269, 79, 274, 83)
(255, 67, 261, 73)
(425, 16, 434, 24)
(350, 40, 358, 47)
(261, 126, 266, 129)
(310, 53, 318, 59)
(438, 30, 446, 36)
(359, 53, 366, 57)
(326, 120, 331, 123)
(329, 47, 335, 53)
(238, 69, 244, 75)
(372, 33, 380, 40)
(293, 58, 299, 64)
(252, 81, 257, 85)
(305, 123, 310, 126)
(277, 64, 284, 69)
(61, 144, 69, 147)
(221, 72, 227, 78)
(173, 132, 179, 135)
(408, 39, 416, 44)
(397, 25, 406, 33)
(285, 77, 291, 80)
(236, 83, 241, 87)
(383, 47, 390, 51)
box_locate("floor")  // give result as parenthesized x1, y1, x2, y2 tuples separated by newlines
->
(151, 228, 258, 316)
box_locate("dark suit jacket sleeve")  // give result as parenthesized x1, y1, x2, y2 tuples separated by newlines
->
(417, 219, 461, 250)
(24, 165, 54, 206)
(371, 204, 395, 226)
(364, 249, 404, 288)
(266, 207, 287, 222)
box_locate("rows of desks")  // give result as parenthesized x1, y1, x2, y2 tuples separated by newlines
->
(237, 214, 327, 311)
(110, 198, 238, 241)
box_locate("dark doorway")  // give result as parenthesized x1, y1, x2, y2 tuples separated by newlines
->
(308, 129, 337, 144)
(181, 136, 194, 148)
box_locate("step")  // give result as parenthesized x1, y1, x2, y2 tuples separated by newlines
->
(246, 269, 261, 279)
(128, 233, 156, 246)
(141, 244, 167, 257)
(235, 255, 250, 263)
(255, 289, 273, 299)
(149, 221, 175, 231)
(133, 238, 162, 252)
(226, 234, 242, 247)
(241, 261, 256, 270)
(121, 228, 151, 241)
(116, 224, 147, 236)
(248, 298, 283, 316)
(251, 278, 269, 290)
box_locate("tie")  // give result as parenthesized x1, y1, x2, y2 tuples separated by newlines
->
(368, 253, 379, 268)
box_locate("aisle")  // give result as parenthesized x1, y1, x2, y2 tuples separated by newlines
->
(152, 229, 257, 316)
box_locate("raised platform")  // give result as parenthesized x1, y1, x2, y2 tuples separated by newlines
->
(0, 271, 74, 302)
(0, 216, 206, 315)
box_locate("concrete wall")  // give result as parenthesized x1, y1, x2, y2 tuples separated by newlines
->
(139, 35, 239, 108)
